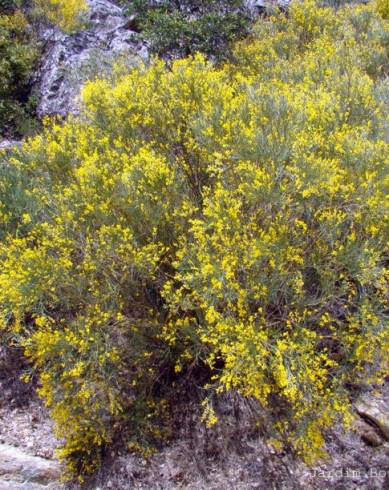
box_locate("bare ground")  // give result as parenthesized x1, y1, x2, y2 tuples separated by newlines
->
(0, 345, 388, 490)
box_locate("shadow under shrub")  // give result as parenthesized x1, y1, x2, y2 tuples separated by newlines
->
(0, 0, 388, 480)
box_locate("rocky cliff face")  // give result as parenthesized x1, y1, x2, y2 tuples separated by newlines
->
(34, 0, 148, 117)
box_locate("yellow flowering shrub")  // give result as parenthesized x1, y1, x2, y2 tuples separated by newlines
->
(376, 0, 389, 19)
(33, 0, 88, 32)
(0, 0, 388, 478)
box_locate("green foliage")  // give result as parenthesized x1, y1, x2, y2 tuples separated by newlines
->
(0, 151, 40, 242)
(0, 0, 30, 13)
(0, 0, 18, 12)
(128, 0, 253, 59)
(0, 9, 40, 137)
(0, 0, 388, 479)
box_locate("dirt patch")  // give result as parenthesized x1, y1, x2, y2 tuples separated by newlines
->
(0, 344, 388, 489)
(0, 345, 58, 459)
(83, 388, 389, 490)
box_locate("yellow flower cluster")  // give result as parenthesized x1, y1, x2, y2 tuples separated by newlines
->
(24, 316, 122, 477)
(0, 0, 387, 478)
(33, 0, 88, 32)
(376, 0, 389, 19)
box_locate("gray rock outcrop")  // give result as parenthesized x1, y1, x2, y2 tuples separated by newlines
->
(35, 0, 148, 117)
(0, 444, 61, 489)
(245, 0, 290, 12)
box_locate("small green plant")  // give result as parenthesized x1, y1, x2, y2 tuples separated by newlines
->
(0, 9, 40, 137)
(0, 0, 19, 12)
(127, 0, 253, 59)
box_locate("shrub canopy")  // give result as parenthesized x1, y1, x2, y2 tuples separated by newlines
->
(0, 0, 388, 479)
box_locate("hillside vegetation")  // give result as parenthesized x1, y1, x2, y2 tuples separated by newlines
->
(125, 0, 254, 59)
(0, 3, 39, 136)
(0, 0, 89, 137)
(0, 0, 388, 481)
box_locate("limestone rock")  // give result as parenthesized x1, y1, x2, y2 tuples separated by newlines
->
(245, 0, 290, 12)
(354, 419, 384, 447)
(35, 0, 148, 118)
(0, 444, 61, 489)
(0, 140, 22, 151)
(355, 396, 389, 441)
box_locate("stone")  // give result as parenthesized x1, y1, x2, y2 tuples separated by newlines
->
(35, 0, 148, 118)
(245, 0, 290, 13)
(354, 419, 384, 447)
(0, 444, 61, 488)
(0, 140, 22, 151)
(355, 396, 389, 441)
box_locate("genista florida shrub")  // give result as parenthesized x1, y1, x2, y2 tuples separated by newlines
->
(0, 0, 388, 479)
